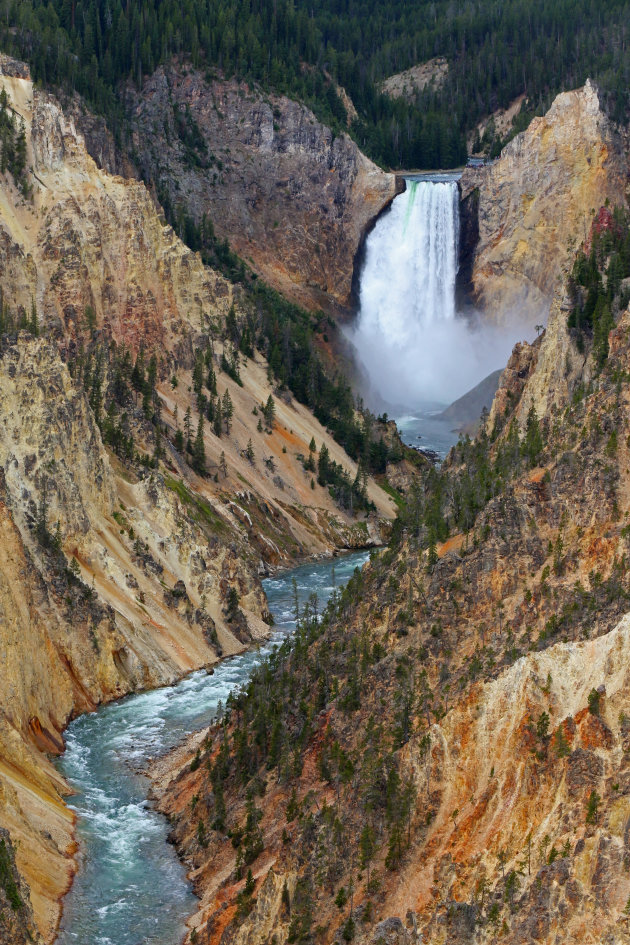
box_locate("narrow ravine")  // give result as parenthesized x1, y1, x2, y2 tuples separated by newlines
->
(55, 551, 370, 945)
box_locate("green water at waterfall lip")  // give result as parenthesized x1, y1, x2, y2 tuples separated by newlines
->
(402, 179, 418, 234)
(54, 549, 371, 945)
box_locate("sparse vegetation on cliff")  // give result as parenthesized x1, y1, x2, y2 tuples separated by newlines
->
(568, 205, 630, 365)
(157, 234, 630, 944)
(0, 87, 28, 194)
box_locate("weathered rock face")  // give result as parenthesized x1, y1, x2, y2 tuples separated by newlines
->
(0, 59, 397, 943)
(506, 290, 591, 429)
(460, 81, 629, 324)
(63, 93, 139, 180)
(487, 337, 540, 431)
(154, 217, 630, 945)
(126, 65, 398, 313)
(405, 616, 630, 945)
(0, 336, 272, 943)
(380, 57, 449, 100)
(0, 828, 40, 944)
(0, 66, 238, 363)
(0, 336, 116, 542)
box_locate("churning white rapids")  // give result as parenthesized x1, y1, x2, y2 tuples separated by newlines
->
(349, 176, 520, 411)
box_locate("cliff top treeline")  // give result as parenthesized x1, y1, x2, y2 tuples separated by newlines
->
(2, 0, 630, 169)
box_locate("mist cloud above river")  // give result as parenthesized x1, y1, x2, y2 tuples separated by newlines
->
(347, 309, 535, 409)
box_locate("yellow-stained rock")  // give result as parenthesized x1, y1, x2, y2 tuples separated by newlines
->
(461, 80, 629, 326)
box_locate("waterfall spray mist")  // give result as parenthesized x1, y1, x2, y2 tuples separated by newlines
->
(349, 178, 531, 409)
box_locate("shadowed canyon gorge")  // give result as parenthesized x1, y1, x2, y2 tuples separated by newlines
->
(0, 11, 629, 945)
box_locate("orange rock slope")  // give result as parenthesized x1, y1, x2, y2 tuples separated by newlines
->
(460, 81, 629, 326)
(155, 269, 630, 945)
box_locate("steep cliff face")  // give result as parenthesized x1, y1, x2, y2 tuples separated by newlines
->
(384, 616, 630, 945)
(460, 81, 629, 325)
(0, 335, 272, 943)
(125, 64, 398, 313)
(0, 828, 40, 944)
(0, 77, 240, 365)
(154, 231, 630, 945)
(0, 58, 397, 943)
(0, 336, 116, 541)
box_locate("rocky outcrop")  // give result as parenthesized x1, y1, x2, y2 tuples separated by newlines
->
(402, 615, 630, 945)
(0, 828, 40, 944)
(487, 337, 540, 430)
(506, 290, 591, 428)
(0, 336, 116, 541)
(0, 65, 238, 361)
(126, 64, 398, 313)
(62, 94, 139, 180)
(460, 80, 629, 325)
(381, 58, 449, 100)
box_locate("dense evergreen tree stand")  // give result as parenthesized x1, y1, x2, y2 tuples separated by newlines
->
(2, 1, 630, 171)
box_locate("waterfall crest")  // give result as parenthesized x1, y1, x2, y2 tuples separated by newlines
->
(364, 179, 460, 337)
(350, 177, 464, 405)
(349, 176, 520, 408)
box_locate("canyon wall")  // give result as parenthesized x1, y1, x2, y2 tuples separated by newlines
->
(0, 58, 396, 943)
(124, 64, 398, 314)
(460, 80, 629, 326)
(153, 226, 630, 945)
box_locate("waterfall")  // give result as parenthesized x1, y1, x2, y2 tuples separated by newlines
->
(359, 179, 460, 341)
(350, 177, 467, 406)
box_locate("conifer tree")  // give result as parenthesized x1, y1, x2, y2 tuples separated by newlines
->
(263, 394, 275, 429)
(153, 423, 163, 461)
(222, 389, 233, 434)
(174, 406, 184, 451)
(184, 405, 193, 449)
(192, 351, 204, 394)
(318, 443, 330, 486)
(523, 403, 543, 467)
(29, 299, 39, 336)
(213, 399, 223, 438)
(193, 416, 206, 474)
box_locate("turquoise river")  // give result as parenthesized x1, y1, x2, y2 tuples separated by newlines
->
(55, 550, 370, 945)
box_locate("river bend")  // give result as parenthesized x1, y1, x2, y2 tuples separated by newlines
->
(55, 551, 370, 945)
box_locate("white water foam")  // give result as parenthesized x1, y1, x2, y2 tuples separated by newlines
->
(349, 178, 528, 410)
